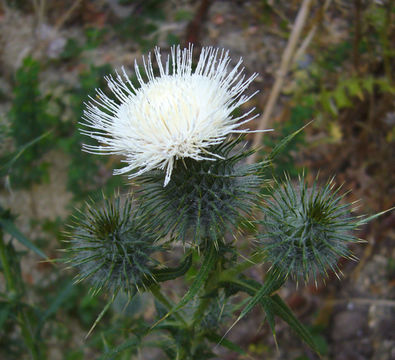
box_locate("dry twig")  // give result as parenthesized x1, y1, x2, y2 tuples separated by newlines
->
(294, 0, 332, 62)
(248, 0, 314, 164)
(54, 0, 84, 32)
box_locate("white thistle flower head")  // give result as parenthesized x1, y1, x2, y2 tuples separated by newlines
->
(81, 44, 269, 186)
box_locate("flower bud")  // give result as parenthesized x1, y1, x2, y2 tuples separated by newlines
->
(66, 195, 162, 295)
(139, 138, 264, 247)
(257, 176, 361, 283)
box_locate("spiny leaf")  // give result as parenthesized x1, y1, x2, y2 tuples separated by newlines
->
(356, 207, 394, 226)
(221, 271, 284, 341)
(218, 278, 318, 354)
(85, 289, 121, 339)
(268, 294, 319, 354)
(150, 254, 193, 283)
(261, 297, 278, 348)
(206, 332, 246, 355)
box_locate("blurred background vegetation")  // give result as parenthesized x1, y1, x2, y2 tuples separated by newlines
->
(0, 0, 394, 359)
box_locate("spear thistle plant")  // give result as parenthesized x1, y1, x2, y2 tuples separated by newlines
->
(64, 45, 386, 358)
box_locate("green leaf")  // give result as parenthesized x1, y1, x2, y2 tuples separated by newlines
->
(320, 91, 338, 117)
(346, 78, 364, 100)
(221, 271, 284, 340)
(234, 273, 283, 323)
(150, 253, 192, 282)
(362, 75, 374, 93)
(151, 244, 217, 329)
(268, 294, 319, 353)
(0, 219, 47, 259)
(218, 278, 318, 353)
(85, 289, 120, 339)
(376, 78, 395, 94)
(206, 332, 246, 355)
(333, 85, 352, 109)
(261, 297, 277, 344)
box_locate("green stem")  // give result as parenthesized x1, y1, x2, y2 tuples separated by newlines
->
(191, 242, 225, 325)
(150, 286, 187, 326)
(0, 230, 41, 360)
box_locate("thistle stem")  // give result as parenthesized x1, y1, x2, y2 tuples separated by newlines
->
(191, 268, 218, 325)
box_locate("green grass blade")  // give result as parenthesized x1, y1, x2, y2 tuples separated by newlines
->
(0, 219, 47, 259)
(0, 131, 52, 175)
(38, 281, 74, 330)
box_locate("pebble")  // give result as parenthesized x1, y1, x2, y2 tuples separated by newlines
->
(332, 311, 367, 341)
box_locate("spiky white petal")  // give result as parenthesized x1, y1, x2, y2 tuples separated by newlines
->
(81, 45, 268, 186)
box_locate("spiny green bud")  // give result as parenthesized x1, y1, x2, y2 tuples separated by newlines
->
(65, 194, 162, 295)
(138, 138, 265, 247)
(257, 176, 362, 283)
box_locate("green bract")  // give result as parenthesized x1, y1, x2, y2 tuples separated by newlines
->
(66, 195, 162, 295)
(258, 176, 361, 283)
(138, 138, 265, 247)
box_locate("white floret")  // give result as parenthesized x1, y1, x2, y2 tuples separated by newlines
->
(81, 45, 269, 186)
